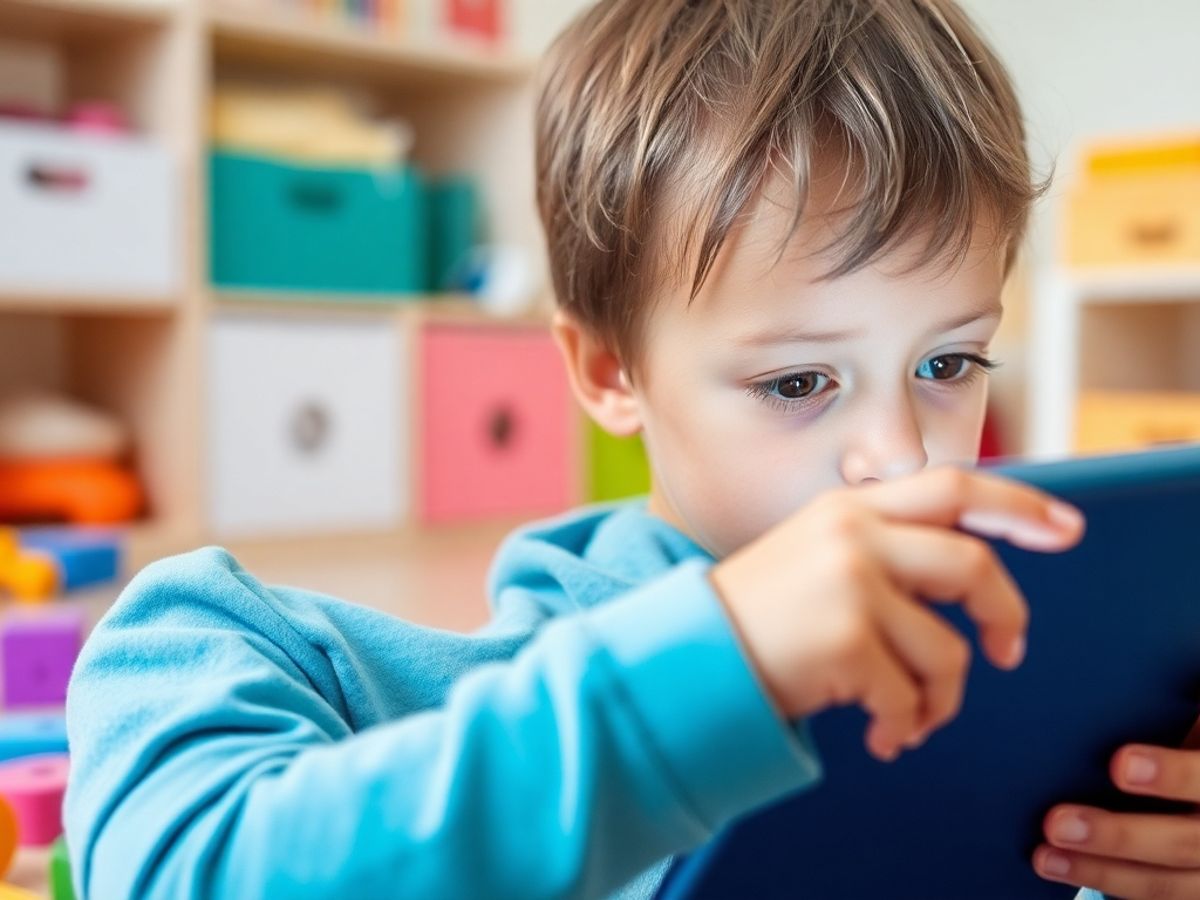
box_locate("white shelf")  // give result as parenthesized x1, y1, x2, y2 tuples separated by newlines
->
(1029, 264, 1200, 459)
(1053, 265, 1200, 304)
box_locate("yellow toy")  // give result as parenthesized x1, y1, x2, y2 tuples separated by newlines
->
(0, 532, 55, 604)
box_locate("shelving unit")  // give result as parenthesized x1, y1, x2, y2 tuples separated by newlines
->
(1028, 266, 1200, 458)
(208, 1, 534, 86)
(0, 0, 552, 571)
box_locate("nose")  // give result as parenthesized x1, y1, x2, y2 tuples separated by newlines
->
(839, 394, 929, 486)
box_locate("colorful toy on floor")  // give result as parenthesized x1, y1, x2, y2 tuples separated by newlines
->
(0, 795, 16, 878)
(50, 835, 75, 900)
(0, 884, 37, 900)
(0, 754, 68, 847)
(1, 608, 85, 708)
(0, 528, 120, 602)
(0, 715, 67, 764)
(0, 534, 56, 602)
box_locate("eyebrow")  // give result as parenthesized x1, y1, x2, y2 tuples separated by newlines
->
(734, 302, 1003, 348)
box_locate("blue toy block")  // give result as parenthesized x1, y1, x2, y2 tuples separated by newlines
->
(0, 714, 68, 762)
(19, 530, 121, 592)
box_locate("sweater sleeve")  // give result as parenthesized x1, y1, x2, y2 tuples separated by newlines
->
(65, 551, 821, 900)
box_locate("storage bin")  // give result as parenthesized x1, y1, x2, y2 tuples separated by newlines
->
(419, 323, 574, 523)
(1066, 137, 1200, 267)
(207, 313, 406, 537)
(0, 122, 177, 296)
(1076, 391, 1200, 454)
(586, 421, 650, 502)
(209, 151, 428, 294)
(1066, 175, 1200, 267)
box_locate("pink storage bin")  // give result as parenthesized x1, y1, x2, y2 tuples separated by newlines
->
(420, 324, 575, 524)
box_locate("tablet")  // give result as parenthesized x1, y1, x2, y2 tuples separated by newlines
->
(657, 445, 1200, 900)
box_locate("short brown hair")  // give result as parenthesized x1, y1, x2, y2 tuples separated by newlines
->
(535, 0, 1042, 369)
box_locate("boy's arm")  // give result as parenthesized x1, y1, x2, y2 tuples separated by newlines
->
(65, 549, 820, 900)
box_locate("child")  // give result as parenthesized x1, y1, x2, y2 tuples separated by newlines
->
(64, 2, 1192, 899)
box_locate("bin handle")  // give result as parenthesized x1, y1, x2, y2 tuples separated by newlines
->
(26, 163, 90, 194)
(287, 180, 344, 215)
(1128, 218, 1180, 248)
(487, 405, 518, 451)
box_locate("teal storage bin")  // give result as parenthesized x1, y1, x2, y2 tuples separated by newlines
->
(210, 151, 429, 294)
(428, 176, 480, 291)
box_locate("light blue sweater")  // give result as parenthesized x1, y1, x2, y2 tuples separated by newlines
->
(64, 503, 821, 898)
(64, 501, 1101, 899)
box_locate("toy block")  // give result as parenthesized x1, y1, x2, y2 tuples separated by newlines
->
(20, 529, 121, 593)
(0, 715, 68, 763)
(50, 835, 75, 900)
(0, 753, 69, 846)
(1, 609, 85, 708)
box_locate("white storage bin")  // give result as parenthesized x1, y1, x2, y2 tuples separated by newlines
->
(207, 314, 406, 538)
(0, 122, 177, 296)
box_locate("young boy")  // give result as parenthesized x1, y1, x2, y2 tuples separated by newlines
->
(63, 2, 1200, 899)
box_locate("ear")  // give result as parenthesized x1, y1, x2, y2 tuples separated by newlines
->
(551, 311, 642, 437)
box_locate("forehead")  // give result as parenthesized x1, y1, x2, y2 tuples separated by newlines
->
(654, 173, 1007, 349)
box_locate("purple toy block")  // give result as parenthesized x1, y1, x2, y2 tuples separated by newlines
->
(1, 608, 85, 709)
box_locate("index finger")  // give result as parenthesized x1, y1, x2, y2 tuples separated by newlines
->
(856, 467, 1086, 553)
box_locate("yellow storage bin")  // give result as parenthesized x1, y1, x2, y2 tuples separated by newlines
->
(1065, 136, 1200, 267)
(1076, 391, 1200, 454)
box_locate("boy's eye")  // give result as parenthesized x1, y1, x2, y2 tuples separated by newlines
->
(916, 353, 997, 383)
(776, 372, 825, 399)
(747, 371, 834, 409)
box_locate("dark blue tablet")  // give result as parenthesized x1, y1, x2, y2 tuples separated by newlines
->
(658, 445, 1200, 900)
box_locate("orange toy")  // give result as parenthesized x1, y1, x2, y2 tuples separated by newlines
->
(0, 460, 142, 526)
(0, 794, 17, 879)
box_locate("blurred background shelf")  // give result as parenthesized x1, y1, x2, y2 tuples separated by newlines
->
(207, 1, 535, 87)
(0, 291, 180, 315)
(0, 0, 176, 43)
(1046, 266, 1200, 305)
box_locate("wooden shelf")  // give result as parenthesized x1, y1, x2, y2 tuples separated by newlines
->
(209, 288, 552, 325)
(0, 290, 179, 315)
(0, 0, 176, 43)
(207, 2, 535, 88)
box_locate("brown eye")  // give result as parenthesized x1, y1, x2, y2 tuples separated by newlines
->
(777, 373, 821, 399)
(922, 355, 968, 381)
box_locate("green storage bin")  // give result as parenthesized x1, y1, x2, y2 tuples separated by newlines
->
(587, 421, 652, 502)
(209, 151, 429, 294)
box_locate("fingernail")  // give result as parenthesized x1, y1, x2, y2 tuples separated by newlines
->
(1006, 635, 1026, 668)
(905, 729, 929, 749)
(1125, 751, 1159, 785)
(1048, 502, 1085, 532)
(959, 512, 1063, 550)
(1052, 813, 1090, 844)
(1038, 849, 1071, 878)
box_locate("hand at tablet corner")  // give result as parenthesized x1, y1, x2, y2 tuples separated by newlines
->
(1035, 718, 1200, 898)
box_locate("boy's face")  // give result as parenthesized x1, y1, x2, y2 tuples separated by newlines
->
(627, 182, 1007, 559)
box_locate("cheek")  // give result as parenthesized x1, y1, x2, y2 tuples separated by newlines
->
(921, 384, 990, 465)
(646, 400, 844, 556)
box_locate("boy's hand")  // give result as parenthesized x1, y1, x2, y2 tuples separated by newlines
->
(708, 467, 1085, 762)
(1036, 725, 1200, 899)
